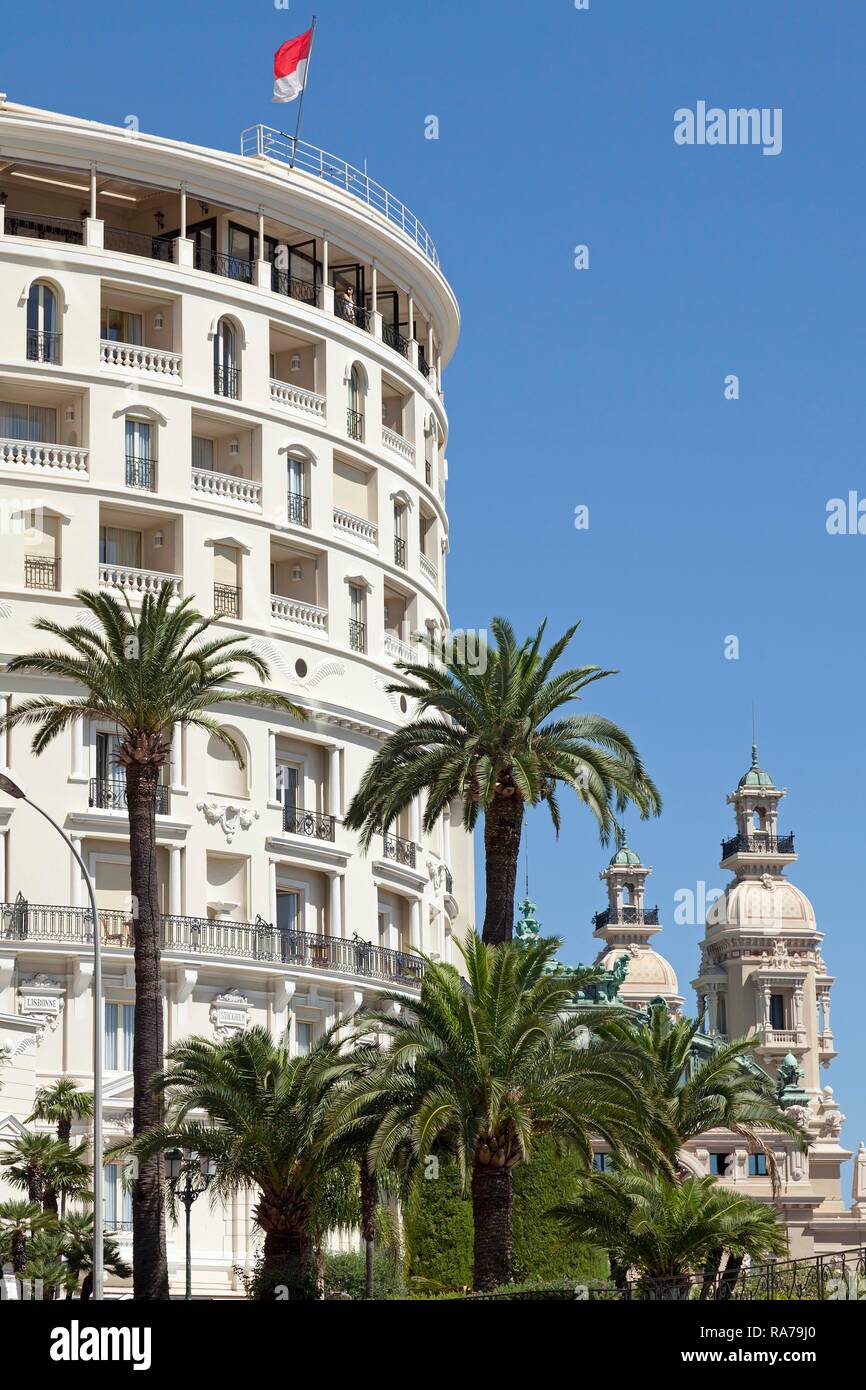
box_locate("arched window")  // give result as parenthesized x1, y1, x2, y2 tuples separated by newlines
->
(752, 807, 767, 832)
(286, 450, 310, 527)
(27, 282, 60, 364)
(347, 364, 364, 442)
(214, 319, 239, 399)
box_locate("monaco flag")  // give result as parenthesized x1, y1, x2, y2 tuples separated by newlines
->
(273, 29, 314, 103)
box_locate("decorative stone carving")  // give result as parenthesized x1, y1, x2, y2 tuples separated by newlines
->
(18, 974, 65, 1031)
(197, 800, 260, 844)
(210, 988, 250, 1038)
(815, 1086, 845, 1139)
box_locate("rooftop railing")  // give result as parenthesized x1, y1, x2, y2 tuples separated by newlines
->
(721, 832, 795, 859)
(240, 126, 440, 268)
(592, 906, 660, 930)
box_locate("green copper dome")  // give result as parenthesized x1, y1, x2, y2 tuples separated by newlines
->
(609, 831, 641, 867)
(738, 744, 775, 789)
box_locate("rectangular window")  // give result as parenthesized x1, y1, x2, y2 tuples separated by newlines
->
(593, 1152, 613, 1172)
(277, 890, 301, 933)
(769, 994, 785, 1030)
(709, 1152, 733, 1177)
(276, 763, 300, 810)
(296, 1022, 313, 1056)
(104, 1001, 134, 1070)
(99, 526, 142, 568)
(192, 436, 215, 471)
(0, 402, 57, 442)
(101, 307, 143, 345)
(748, 1153, 768, 1177)
(104, 1162, 133, 1231)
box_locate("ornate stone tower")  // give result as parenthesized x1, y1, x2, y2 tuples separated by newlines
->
(592, 833, 683, 1013)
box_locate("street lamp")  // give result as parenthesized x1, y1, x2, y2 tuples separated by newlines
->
(165, 1148, 216, 1299)
(0, 770, 104, 1299)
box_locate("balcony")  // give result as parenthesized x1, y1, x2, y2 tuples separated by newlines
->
(349, 619, 367, 654)
(192, 468, 261, 509)
(333, 507, 377, 549)
(420, 555, 437, 587)
(334, 297, 372, 333)
(24, 556, 59, 591)
(283, 804, 336, 842)
(89, 778, 170, 815)
(383, 832, 416, 868)
(214, 584, 241, 619)
(383, 427, 415, 465)
(270, 594, 328, 634)
(721, 832, 795, 860)
(99, 563, 182, 600)
(0, 438, 88, 476)
(346, 407, 364, 442)
(270, 379, 326, 422)
(271, 268, 319, 305)
(5, 210, 84, 245)
(103, 225, 174, 261)
(384, 633, 417, 665)
(0, 901, 426, 986)
(382, 324, 409, 358)
(394, 536, 407, 568)
(592, 906, 660, 930)
(100, 340, 182, 380)
(26, 330, 62, 365)
(125, 454, 156, 492)
(196, 247, 253, 283)
(214, 365, 241, 400)
(286, 492, 310, 527)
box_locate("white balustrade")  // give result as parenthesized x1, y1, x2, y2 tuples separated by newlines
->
(420, 554, 437, 586)
(99, 339, 182, 378)
(333, 507, 378, 548)
(382, 426, 416, 464)
(270, 595, 328, 633)
(192, 469, 261, 508)
(0, 438, 89, 475)
(270, 378, 327, 420)
(384, 633, 418, 665)
(99, 564, 182, 599)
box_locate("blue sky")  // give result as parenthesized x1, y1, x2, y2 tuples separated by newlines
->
(3, 1, 865, 1159)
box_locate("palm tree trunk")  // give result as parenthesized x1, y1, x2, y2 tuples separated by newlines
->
(81, 1270, 94, 1301)
(11, 1230, 26, 1274)
(699, 1246, 724, 1300)
(471, 1166, 513, 1291)
(481, 792, 524, 945)
(126, 764, 169, 1301)
(360, 1161, 378, 1299)
(717, 1251, 743, 1301)
(261, 1226, 315, 1299)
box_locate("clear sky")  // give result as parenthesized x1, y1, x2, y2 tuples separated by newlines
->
(3, 1, 865, 1162)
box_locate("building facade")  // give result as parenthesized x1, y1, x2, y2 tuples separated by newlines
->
(0, 100, 473, 1294)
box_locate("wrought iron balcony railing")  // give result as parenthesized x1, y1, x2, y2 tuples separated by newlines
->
(383, 833, 416, 868)
(26, 329, 62, 364)
(89, 778, 170, 815)
(592, 905, 660, 930)
(721, 832, 795, 859)
(213, 584, 240, 619)
(282, 804, 336, 842)
(214, 364, 241, 399)
(382, 323, 409, 357)
(394, 535, 407, 568)
(287, 491, 310, 527)
(348, 618, 367, 653)
(24, 555, 58, 592)
(103, 225, 173, 261)
(425, 461, 432, 486)
(6, 211, 84, 244)
(1, 901, 426, 986)
(125, 454, 155, 491)
(334, 297, 372, 332)
(271, 268, 319, 304)
(418, 349, 431, 379)
(346, 407, 364, 442)
(196, 247, 253, 283)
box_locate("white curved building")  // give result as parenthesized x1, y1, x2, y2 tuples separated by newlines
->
(0, 100, 473, 1294)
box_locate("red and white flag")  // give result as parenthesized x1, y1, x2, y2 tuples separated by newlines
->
(273, 29, 313, 103)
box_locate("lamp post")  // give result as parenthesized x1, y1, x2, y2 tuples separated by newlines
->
(0, 770, 104, 1300)
(165, 1148, 216, 1299)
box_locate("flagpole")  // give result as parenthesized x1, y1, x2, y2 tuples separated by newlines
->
(290, 16, 317, 168)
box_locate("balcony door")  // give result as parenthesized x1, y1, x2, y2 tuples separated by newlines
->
(276, 762, 301, 816)
(101, 307, 143, 345)
(99, 526, 142, 568)
(0, 402, 57, 443)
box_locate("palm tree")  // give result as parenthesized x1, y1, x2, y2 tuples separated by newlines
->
(53, 1211, 132, 1300)
(119, 1026, 364, 1298)
(0, 1133, 91, 1215)
(335, 933, 672, 1291)
(0, 583, 304, 1298)
(344, 617, 660, 944)
(602, 1006, 805, 1172)
(551, 1170, 787, 1299)
(29, 1077, 94, 1144)
(0, 1199, 54, 1274)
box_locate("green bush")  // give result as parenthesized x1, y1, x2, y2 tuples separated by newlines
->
(324, 1250, 404, 1300)
(404, 1143, 607, 1290)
